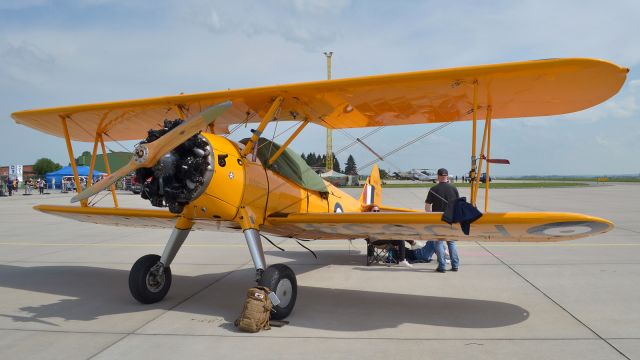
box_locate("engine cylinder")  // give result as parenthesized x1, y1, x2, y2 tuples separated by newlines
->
(136, 119, 214, 214)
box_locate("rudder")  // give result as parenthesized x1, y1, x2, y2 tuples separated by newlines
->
(359, 164, 382, 211)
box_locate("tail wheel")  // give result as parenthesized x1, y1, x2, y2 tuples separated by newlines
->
(129, 254, 172, 304)
(258, 264, 297, 320)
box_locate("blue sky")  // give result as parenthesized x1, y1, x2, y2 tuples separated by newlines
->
(1, 0, 639, 176)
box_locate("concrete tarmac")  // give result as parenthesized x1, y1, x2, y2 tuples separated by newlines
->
(0, 183, 638, 359)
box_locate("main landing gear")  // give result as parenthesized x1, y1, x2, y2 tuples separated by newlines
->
(244, 228, 297, 320)
(127, 225, 298, 320)
(128, 226, 189, 304)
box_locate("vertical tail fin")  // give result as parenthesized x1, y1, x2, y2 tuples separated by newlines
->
(359, 164, 382, 211)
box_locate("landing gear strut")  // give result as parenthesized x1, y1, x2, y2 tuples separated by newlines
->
(129, 226, 189, 304)
(243, 228, 297, 319)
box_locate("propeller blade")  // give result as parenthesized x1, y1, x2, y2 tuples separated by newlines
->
(487, 159, 510, 164)
(71, 162, 137, 203)
(70, 101, 232, 203)
(141, 101, 232, 167)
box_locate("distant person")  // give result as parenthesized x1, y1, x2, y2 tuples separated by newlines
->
(51, 178, 56, 191)
(37, 178, 44, 194)
(7, 179, 13, 196)
(425, 168, 460, 273)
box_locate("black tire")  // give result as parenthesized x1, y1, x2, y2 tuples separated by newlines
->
(129, 254, 172, 304)
(258, 264, 297, 320)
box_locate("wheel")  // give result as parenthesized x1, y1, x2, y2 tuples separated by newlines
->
(129, 254, 172, 304)
(258, 264, 297, 320)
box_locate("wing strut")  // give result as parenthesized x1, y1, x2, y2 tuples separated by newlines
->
(85, 112, 119, 207)
(472, 106, 492, 204)
(470, 106, 502, 212)
(60, 115, 87, 207)
(484, 114, 493, 212)
(268, 120, 309, 165)
(469, 80, 479, 205)
(99, 134, 119, 207)
(241, 96, 284, 158)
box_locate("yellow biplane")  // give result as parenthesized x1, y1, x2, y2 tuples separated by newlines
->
(11, 58, 628, 319)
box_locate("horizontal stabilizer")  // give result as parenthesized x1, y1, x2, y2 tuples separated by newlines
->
(487, 159, 510, 164)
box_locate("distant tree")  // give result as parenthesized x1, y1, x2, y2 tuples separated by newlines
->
(379, 168, 390, 179)
(301, 152, 341, 171)
(304, 152, 314, 166)
(307, 152, 322, 167)
(332, 153, 341, 173)
(75, 151, 92, 166)
(33, 158, 62, 176)
(344, 154, 357, 175)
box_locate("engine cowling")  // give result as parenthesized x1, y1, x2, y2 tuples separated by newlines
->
(136, 119, 214, 214)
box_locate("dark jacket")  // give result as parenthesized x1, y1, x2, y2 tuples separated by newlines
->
(442, 197, 483, 235)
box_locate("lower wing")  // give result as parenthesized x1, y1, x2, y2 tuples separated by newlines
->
(33, 205, 241, 232)
(264, 212, 613, 242)
(34, 205, 613, 242)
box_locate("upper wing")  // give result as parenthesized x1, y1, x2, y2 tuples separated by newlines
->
(263, 211, 613, 242)
(12, 58, 627, 142)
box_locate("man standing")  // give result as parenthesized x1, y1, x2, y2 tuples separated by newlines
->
(425, 168, 460, 273)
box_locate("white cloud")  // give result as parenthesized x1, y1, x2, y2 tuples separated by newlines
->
(1, 0, 639, 176)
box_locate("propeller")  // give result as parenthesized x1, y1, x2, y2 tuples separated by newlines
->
(71, 101, 232, 203)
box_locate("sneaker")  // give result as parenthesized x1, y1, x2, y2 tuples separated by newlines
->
(436, 267, 446, 273)
(399, 259, 413, 268)
(451, 267, 459, 272)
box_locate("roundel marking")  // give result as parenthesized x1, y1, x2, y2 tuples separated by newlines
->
(334, 203, 344, 213)
(527, 221, 610, 237)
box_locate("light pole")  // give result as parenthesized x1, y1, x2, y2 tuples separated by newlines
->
(324, 52, 333, 172)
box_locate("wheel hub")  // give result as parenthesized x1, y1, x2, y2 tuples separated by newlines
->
(275, 278, 293, 307)
(146, 265, 165, 293)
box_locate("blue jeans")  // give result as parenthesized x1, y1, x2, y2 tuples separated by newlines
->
(435, 241, 460, 270)
(412, 241, 436, 261)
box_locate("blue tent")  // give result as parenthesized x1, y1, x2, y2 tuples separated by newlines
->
(45, 166, 105, 189)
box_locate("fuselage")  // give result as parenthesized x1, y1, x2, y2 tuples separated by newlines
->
(187, 133, 361, 228)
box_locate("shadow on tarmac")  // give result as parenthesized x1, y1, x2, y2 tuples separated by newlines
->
(0, 254, 529, 331)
